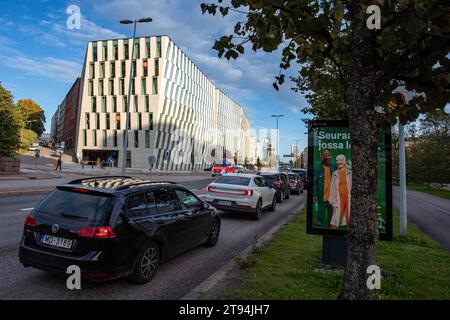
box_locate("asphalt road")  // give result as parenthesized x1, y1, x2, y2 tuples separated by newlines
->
(0, 180, 306, 300)
(393, 187, 450, 252)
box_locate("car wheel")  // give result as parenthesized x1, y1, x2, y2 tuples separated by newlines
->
(300, 188, 304, 194)
(130, 241, 160, 284)
(268, 196, 277, 211)
(252, 199, 262, 220)
(204, 218, 220, 247)
(285, 188, 290, 199)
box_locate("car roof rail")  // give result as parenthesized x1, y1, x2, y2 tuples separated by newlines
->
(68, 176, 133, 185)
(116, 181, 177, 190)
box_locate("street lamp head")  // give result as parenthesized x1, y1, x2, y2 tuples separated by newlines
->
(138, 17, 153, 23)
(271, 114, 285, 118)
(120, 19, 134, 24)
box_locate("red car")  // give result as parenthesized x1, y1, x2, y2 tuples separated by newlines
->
(211, 164, 236, 177)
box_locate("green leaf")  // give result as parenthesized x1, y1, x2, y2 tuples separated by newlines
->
(236, 45, 245, 54)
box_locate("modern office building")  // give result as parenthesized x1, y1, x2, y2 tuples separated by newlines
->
(73, 35, 252, 170)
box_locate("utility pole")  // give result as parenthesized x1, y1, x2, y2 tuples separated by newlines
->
(399, 123, 407, 235)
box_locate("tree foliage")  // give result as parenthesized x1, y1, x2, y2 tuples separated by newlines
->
(406, 111, 450, 185)
(16, 99, 46, 136)
(0, 84, 23, 156)
(201, 0, 449, 124)
(201, 0, 450, 300)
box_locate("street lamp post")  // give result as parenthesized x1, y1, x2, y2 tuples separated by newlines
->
(271, 114, 284, 166)
(293, 138, 301, 168)
(120, 17, 153, 174)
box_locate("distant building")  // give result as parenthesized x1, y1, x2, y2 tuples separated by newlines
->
(63, 78, 81, 155)
(51, 35, 253, 170)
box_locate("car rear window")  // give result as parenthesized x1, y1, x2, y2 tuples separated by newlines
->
(215, 176, 251, 186)
(34, 189, 114, 222)
(288, 174, 297, 180)
(260, 174, 277, 180)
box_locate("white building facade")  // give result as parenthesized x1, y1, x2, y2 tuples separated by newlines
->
(75, 35, 252, 170)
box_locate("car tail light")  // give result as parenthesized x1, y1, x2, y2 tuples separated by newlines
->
(24, 213, 37, 228)
(274, 180, 281, 186)
(207, 186, 216, 192)
(244, 189, 253, 196)
(77, 227, 116, 239)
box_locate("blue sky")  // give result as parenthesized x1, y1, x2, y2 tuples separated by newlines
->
(0, 0, 310, 161)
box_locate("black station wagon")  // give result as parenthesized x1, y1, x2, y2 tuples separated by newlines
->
(19, 176, 221, 284)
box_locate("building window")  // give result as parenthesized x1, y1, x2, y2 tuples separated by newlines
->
(91, 97, 97, 112)
(93, 130, 97, 146)
(99, 79, 104, 95)
(143, 59, 148, 76)
(96, 113, 100, 129)
(124, 42, 129, 60)
(88, 80, 93, 96)
(123, 96, 128, 112)
(85, 113, 90, 129)
(152, 77, 158, 94)
(119, 78, 125, 95)
(106, 113, 110, 130)
(133, 41, 139, 59)
(113, 40, 118, 60)
(146, 37, 151, 58)
(127, 115, 131, 130)
(154, 58, 159, 76)
(149, 113, 153, 130)
(145, 95, 149, 112)
(83, 129, 87, 146)
(116, 113, 121, 129)
(92, 42, 97, 62)
(100, 62, 105, 78)
(103, 43, 108, 61)
(89, 63, 95, 78)
(134, 95, 138, 112)
(138, 113, 142, 130)
(102, 96, 107, 112)
(110, 61, 115, 77)
(131, 78, 135, 95)
(112, 96, 117, 112)
(134, 130, 139, 148)
(145, 130, 150, 148)
(132, 60, 137, 77)
(102, 129, 107, 147)
(156, 36, 161, 58)
(113, 130, 117, 147)
(109, 79, 114, 95)
(121, 61, 126, 77)
(141, 77, 146, 95)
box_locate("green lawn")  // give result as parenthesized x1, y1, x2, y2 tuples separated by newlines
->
(407, 183, 450, 200)
(221, 209, 450, 300)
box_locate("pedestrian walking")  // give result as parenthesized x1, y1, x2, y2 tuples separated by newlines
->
(55, 155, 62, 171)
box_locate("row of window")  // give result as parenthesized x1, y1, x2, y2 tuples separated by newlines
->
(88, 58, 159, 80)
(82, 129, 152, 148)
(91, 37, 162, 62)
(90, 95, 153, 113)
(85, 112, 153, 131)
(88, 77, 158, 96)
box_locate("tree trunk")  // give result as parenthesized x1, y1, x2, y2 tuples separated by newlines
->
(340, 0, 380, 300)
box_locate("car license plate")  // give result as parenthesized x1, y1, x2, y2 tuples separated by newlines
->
(217, 200, 232, 206)
(40, 234, 73, 249)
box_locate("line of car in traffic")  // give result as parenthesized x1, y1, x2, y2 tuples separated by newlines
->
(18, 169, 307, 285)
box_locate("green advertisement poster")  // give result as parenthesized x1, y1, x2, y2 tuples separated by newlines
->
(306, 121, 392, 240)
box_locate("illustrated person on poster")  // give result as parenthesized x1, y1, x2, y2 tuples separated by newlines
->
(313, 149, 337, 227)
(329, 154, 352, 229)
